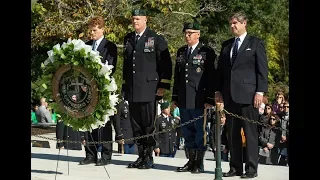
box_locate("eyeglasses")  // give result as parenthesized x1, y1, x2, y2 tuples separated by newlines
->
(284, 106, 289, 108)
(184, 31, 198, 36)
(266, 107, 271, 109)
(279, 106, 283, 108)
(271, 118, 276, 120)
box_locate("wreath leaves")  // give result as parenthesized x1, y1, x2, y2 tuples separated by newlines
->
(34, 39, 119, 131)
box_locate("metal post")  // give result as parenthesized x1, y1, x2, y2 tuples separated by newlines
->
(214, 103, 223, 180)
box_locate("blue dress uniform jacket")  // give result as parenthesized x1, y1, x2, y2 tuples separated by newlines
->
(122, 27, 172, 102)
(154, 114, 177, 155)
(172, 43, 216, 109)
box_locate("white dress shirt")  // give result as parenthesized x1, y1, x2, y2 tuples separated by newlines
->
(188, 42, 199, 54)
(93, 36, 104, 51)
(135, 27, 147, 40)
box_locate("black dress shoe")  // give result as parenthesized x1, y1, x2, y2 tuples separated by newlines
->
(241, 173, 258, 178)
(128, 157, 143, 168)
(137, 157, 154, 169)
(176, 162, 194, 172)
(96, 159, 109, 166)
(79, 157, 95, 165)
(223, 169, 243, 177)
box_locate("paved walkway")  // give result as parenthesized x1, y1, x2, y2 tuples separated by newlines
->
(31, 133, 289, 180)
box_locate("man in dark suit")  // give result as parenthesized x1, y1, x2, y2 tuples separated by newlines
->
(172, 22, 216, 173)
(215, 11, 268, 178)
(122, 9, 172, 169)
(79, 16, 118, 166)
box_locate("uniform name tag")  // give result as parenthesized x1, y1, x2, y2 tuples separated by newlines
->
(144, 49, 151, 52)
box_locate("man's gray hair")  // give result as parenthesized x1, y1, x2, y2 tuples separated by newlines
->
(230, 11, 248, 23)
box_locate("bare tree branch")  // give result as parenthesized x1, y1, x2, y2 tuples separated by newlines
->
(55, 0, 94, 25)
(169, 0, 226, 18)
(170, 11, 197, 17)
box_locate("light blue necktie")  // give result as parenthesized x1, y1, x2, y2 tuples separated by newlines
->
(92, 41, 97, 50)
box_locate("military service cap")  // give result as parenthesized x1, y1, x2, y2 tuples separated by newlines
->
(160, 101, 170, 110)
(183, 22, 200, 32)
(132, 9, 147, 16)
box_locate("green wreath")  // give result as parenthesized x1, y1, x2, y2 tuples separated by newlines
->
(33, 39, 119, 131)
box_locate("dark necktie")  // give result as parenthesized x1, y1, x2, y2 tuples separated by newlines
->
(231, 38, 240, 65)
(135, 35, 140, 44)
(187, 47, 192, 59)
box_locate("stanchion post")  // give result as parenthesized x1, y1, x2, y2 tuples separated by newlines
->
(214, 103, 223, 180)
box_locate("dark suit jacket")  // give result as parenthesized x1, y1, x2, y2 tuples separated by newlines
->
(86, 38, 118, 75)
(122, 27, 172, 102)
(216, 34, 268, 104)
(172, 43, 216, 109)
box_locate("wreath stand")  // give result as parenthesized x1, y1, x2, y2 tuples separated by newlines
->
(54, 126, 70, 180)
(40, 39, 118, 179)
(54, 126, 111, 179)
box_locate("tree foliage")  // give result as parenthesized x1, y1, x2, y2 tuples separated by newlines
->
(31, 0, 289, 103)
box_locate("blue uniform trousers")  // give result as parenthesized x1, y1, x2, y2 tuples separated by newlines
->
(180, 108, 207, 151)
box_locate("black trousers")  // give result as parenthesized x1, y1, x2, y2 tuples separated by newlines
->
(56, 122, 82, 150)
(225, 99, 259, 174)
(85, 122, 113, 160)
(129, 101, 156, 146)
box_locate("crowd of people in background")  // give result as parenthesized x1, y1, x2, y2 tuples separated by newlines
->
(207, 89, 289, 167)
(31, 88, 289, 168)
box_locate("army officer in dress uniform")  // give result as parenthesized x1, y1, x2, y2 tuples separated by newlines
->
(172, 22, 217, 173)
(154, 101, 177, 157)
(122, 9, 172, 169)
